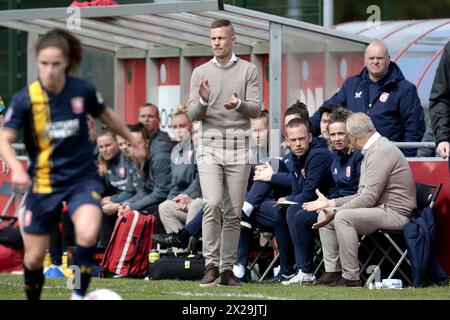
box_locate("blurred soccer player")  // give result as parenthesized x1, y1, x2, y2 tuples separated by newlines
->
(0, 29, 136, 300)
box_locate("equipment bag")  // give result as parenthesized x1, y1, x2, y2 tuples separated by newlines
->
(100, 210, 155, 278)
(148, 253, 205, 280)
(0, 188, 25, 273)
(0, 226, 23, 249)
(0, 244, 23, 273)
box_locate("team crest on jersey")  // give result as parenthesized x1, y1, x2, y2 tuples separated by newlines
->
(346, 166, 351, 177)
(24, 210, 33, 227)
(96, 91, 104, 104)
(91, 191, 101, 200)
(71, 97, 84, 114)
(379, 92, 389, 103)
(119, 167, 126, 179)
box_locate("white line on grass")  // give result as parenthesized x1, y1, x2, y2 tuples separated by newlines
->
(1, 282, 68, 289)
(164, 291, 289, 300)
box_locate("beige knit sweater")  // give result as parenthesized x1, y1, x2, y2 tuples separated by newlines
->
(188, 58, 261, 147)
(334, 137, 417, 215)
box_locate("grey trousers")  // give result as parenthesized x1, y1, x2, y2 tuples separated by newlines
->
(158, 198, 204, 233)
(197, 147, 250, 273)
(318, 205, 410, 280)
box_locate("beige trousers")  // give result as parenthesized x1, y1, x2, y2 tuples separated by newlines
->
(158, 198, 204, 233)
(318, 205, 410, 280)
(197, 146, 250, 273)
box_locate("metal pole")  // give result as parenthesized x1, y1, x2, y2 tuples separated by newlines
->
(393, 142, 436, 149)
(287, 0, 301, 21)
(323, 0, 334, 27)
(269, 22, 282, 159)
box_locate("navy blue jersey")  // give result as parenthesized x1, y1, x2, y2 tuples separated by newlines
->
(311, 62, 425, 156)
(286, 137, 335, 205)
(329, 150, 363, 199)
(4, 76, 105, 193)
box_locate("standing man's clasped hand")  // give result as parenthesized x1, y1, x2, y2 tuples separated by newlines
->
(199, 79, 210, 103)
(224, 92, 239, 110)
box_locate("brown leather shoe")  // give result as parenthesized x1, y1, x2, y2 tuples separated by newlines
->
(199, 263, 219, 287)
(215, 269, 242, 287)
(332, 276, 362, 287)
(316, 272, 341, 285)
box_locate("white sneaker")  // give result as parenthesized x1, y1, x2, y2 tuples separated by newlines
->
(281, 270, 316, 285)
(240, 221, 252, 229)
(233, 264, 246, 279)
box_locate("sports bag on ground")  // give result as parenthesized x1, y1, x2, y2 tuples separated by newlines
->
(148, 253, 205, 280)
(100, 210, 155, 278)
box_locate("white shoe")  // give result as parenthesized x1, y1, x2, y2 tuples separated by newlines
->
(281, 270, 316, 285)
(240, 221, 252, 229)
(233, 264, 246, 279)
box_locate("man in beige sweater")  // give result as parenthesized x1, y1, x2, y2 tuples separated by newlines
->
(188, 19, 261, 286)
(303, 113, 416, 287)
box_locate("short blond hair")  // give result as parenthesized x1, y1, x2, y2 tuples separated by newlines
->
(171, 104, 188, 117)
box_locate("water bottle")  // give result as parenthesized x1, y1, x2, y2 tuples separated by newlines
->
(382, 279, 403, 289)
(62, 252, 68, 269)
(62, 252, 73, 277)
(43, 251, 51, 269)
(273, 265, 280, 277)
(149, 250, 160, 264)
(369, 279, 403, 289)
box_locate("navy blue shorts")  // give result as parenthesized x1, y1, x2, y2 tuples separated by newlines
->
(22, 178, 104, 235)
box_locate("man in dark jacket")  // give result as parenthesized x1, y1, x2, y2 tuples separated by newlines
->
(233, 105, 328, 283)
(312, 40, 425, 157)
(138, 103, 173, 155)
(237, 118, 334, 284)
(118, 123, 172, 213)
(430, 40, 450, 170)
(110, 104, 173, 212)
(157, 108, 202, 235)
(276, 118, 335, 285)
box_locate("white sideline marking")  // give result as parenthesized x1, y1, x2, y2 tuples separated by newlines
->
(2, 282, 68, 289)
(3, 282, 289, 299)
(164, 291, 288, 300)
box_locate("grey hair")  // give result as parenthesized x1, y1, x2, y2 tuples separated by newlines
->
(346, 112, 375, 138)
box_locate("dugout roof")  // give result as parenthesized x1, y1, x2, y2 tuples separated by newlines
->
(0, 0, 370, 57)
